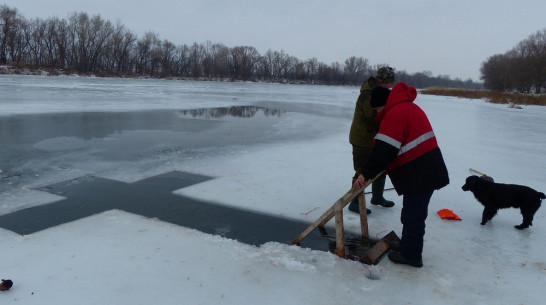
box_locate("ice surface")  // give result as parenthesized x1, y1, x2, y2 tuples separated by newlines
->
(1, 75, 545, 304)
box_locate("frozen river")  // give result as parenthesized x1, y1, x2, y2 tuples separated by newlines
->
(0, 75, 357, 212)
(2, 74, 546, 305)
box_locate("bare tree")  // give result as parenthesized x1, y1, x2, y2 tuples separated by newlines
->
(0, 5, 24, 64)
(481, 28, 546, 93)
(67, 12, 113, 72)
(106, 22, 136, 75)
(135, 31, 161, 75)
(481, 54, 511, 91)
(304, 57, 319, 81)
(157, 39, 176, 76)
(229, 45, 259, 80)
(210, 42, 230, 78)
(520, 29, 546, 93)
(343, 56, 369, 85)
(188, 42, 204, 77)
(254, 55, 270, 80)
(0, 4, 482, 88)
(175, 43, 191, 77)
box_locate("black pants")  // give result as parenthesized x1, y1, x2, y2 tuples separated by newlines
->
(400, 190, 434, 261)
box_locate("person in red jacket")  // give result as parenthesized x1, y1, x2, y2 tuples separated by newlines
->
(354, 81, 449, 268)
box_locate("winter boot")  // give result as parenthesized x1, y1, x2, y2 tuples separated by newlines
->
(389, 240, 402, 252)
(348, 197, 371, 215)
(370, 174, 394, 208)
(388, 251, 423, 268)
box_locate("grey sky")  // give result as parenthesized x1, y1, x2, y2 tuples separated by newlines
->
(3, 0, 545, 80)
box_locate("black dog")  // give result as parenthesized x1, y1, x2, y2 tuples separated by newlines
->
(462, 175, 545, 229)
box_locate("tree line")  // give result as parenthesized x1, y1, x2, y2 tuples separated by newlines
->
(1, 5, 481, 88)
(481, 29, 546, 93)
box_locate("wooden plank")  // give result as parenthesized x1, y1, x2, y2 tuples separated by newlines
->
(292, 204, 336, 245)
(358, 192, 368, 239)
(359, 231, 399, 265)
(292, 187, 359, 244)
(318, 187, 359, 226)
(291, 171, 384, 245)
(359, 239, 390, 265)
(334, 201, 345, 257)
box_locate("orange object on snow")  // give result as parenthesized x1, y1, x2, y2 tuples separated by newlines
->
(437, 209, 461, 220)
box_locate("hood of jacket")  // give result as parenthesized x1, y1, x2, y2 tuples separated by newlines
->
(374, 81, 417, 122)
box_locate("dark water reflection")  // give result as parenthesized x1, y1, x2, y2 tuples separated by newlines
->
(177, 106, 285, 119)
(0, 106, 314, 191)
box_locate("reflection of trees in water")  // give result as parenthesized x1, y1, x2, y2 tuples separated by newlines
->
(177, 106, 285, 119)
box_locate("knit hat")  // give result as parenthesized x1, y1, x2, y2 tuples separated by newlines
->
(370, 86, 390, 108)
(376, 66, 395, 83)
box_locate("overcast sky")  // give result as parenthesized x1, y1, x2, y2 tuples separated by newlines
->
(3, 0, 545, 81)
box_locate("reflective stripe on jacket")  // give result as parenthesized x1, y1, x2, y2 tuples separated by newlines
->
(375, 101, 439, 170)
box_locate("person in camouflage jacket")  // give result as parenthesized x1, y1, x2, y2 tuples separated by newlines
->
(348, 66, 396, 214)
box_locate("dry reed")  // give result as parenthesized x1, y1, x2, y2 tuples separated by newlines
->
(421, 87, 546, 106)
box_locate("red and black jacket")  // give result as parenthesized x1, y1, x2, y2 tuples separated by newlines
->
(362, 82, 449, 195)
